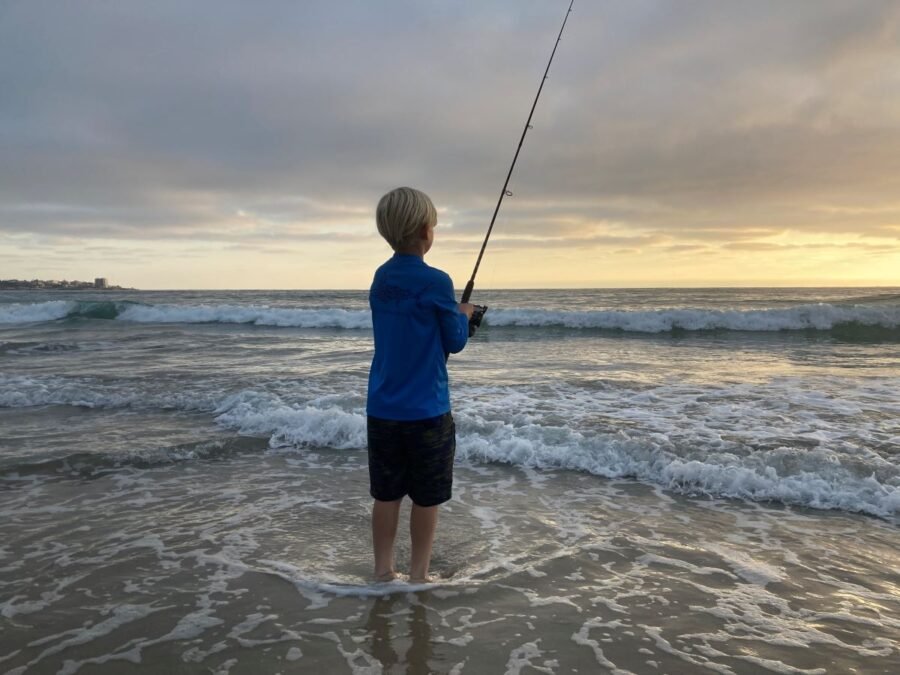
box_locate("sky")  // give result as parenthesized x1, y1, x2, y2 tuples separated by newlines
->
(1, 0, 899, 290)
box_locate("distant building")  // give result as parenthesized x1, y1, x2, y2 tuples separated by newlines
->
(94, 278, 108, 289)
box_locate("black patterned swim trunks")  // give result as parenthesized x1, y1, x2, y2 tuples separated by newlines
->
(367, 412, 456, 507)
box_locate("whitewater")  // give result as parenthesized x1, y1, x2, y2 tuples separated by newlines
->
(3, 296, 900, 333)
(1, 287, 898, 517)
(2, 286, 899, 673)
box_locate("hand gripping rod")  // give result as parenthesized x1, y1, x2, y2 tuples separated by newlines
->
(461, 0, 575, 307)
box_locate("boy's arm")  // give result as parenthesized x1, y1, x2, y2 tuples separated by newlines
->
(434, 274, 470, 354)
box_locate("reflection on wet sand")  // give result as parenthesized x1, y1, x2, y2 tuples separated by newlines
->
(366, 591, 434, 675)
(366, 592, 434, 674)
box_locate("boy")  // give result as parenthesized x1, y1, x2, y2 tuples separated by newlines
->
(367, 186, 474, 583)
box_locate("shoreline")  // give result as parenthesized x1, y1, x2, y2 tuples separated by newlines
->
(2, 454, 898, 673)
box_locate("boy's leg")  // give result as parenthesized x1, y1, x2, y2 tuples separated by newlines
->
(372, 498, 402, 580)
(409, 503, 438, 582)
(407, 413, 454, 582)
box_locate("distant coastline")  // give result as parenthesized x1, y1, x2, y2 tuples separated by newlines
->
(0, 279, 136, 291)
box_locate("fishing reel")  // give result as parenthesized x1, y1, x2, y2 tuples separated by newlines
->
(468, 305, 488, 337)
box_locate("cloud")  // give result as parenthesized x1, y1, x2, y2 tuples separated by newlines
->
(1, 0, 899, 286)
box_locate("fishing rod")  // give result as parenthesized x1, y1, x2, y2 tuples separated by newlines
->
(463, 0, 575, 337)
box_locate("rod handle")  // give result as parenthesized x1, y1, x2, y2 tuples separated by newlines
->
(461, 279, 474, 304)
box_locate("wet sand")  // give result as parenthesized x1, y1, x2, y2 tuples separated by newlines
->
(2, 450, 899, 674)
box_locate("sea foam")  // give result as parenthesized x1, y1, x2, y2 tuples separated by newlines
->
(0, 301, 74, 324)
(116, 304, 372, 329)
(2, 300, 900, 334)
(209, 380, 900, 518)
(2, 375, 897, 518)
(486, 304, 900, 332)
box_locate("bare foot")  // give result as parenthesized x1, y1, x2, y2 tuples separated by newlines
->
(408, 574, 437, 584)
(374, 571, 398, 583)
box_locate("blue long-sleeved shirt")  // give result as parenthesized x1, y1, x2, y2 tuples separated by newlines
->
(366, 253, 468, 420)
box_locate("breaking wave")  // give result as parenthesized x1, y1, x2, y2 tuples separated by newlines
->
(0, 301, 371, 329)
(2, 375, 898, 519)
(2, 300, 900, 335)
(486, 305, 900, 333)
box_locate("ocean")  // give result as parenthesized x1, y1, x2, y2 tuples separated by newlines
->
(1, 287, 898, 674)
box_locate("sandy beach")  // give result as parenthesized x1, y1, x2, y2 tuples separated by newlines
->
(3, 450, 898, 674)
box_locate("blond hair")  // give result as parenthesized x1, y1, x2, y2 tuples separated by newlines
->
(375, 187, 437, 251)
